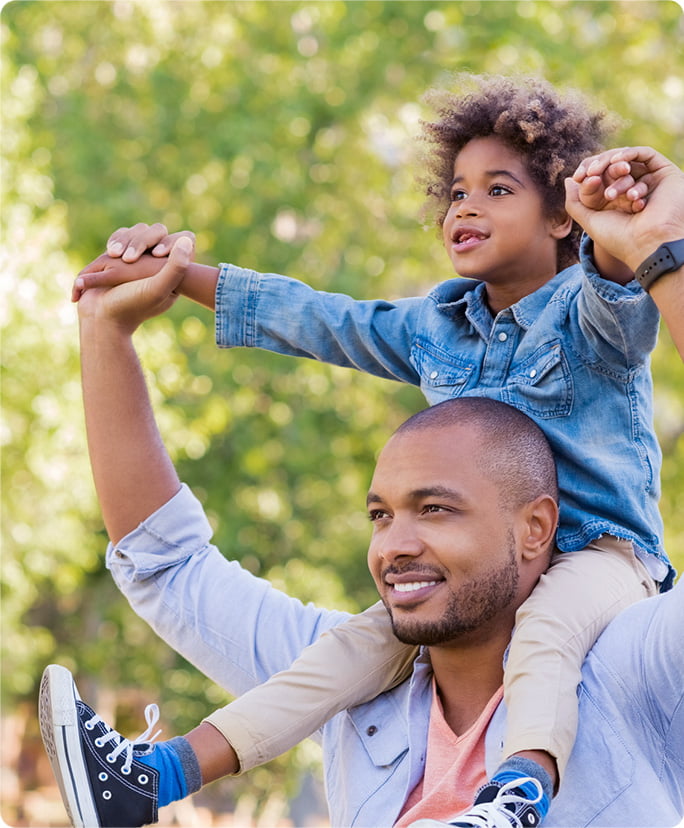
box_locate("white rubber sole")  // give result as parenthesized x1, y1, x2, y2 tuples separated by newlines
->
(39, 664, 101, 827)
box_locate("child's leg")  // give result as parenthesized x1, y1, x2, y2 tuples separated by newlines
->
(205, 600, 417, 772)
(502, 535, 657, 783)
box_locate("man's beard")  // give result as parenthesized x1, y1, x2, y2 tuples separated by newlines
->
(384, 536, 519, 646)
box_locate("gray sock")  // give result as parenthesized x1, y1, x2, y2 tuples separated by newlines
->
(167, 736, 203, 794)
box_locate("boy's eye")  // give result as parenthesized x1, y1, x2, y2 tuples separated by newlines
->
(450, 189, 467, 202)
(490, 184, 512, 196)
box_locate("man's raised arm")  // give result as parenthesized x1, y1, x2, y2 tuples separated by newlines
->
(565, 146, 684, 359)
(78, 237, 192, 543)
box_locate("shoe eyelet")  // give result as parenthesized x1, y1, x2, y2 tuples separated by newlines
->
(95, 738, 104, 748)
(138, 774, 148, 785)
(121, 766, 132, 775)
(85, 721, 95, 731)
(106, 753, 116, 764)
(102, 791, 112, 800)
(98, 772, 108, 782)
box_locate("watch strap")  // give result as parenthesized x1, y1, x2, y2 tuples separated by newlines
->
(635, 238, 684, 291)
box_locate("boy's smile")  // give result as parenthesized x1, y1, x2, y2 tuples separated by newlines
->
(442, 135, 572, 312)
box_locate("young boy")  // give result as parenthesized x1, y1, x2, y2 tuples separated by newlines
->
(51, 76, 672, 827)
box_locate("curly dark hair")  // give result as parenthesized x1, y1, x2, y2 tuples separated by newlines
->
(418, 74, 620, 270)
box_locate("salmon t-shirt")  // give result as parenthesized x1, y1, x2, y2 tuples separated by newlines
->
(394, 682, 504, 827)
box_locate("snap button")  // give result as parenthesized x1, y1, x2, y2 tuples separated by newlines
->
(429, 370, 438, 380)
(498, 332, 508, 342)
(529, 369, 537, 378)
(366, 725, 378, 736)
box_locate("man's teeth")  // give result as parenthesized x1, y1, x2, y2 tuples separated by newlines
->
(393, 580, 439, 593)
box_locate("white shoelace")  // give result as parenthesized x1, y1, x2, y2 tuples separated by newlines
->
(85, 703, 162, 775)
(454, 778, 544, 828)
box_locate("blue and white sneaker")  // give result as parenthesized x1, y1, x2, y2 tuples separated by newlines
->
(410, 777, 545, 828)
(39, 664, 161, 827)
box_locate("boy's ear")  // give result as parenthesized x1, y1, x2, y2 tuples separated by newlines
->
(550, 211, 574, 240)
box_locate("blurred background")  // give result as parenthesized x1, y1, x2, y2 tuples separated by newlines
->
(2, 1, 683, 825)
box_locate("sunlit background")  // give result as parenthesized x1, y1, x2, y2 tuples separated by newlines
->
(2, 1, 683, 825)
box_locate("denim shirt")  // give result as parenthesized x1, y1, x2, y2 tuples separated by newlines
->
(215, 238, 673, 588)
(106, 485, 684, 827)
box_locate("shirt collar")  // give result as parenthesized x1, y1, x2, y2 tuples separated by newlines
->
(434, 266, 581, 337)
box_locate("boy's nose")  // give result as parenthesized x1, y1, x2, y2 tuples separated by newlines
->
(455, 195, 483, 217)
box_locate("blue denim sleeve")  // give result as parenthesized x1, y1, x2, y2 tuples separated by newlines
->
(577, 235, 660, 364)
(106, 484, 350, 697)
(215, 263, 423, 385)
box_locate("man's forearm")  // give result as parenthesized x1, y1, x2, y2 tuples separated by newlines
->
(650, 267, 684, 359)
(80, 318, 181, 544)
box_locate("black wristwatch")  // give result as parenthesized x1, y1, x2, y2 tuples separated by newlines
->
(635, 238, 684, 292)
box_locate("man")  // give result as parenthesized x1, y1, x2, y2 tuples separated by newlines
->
(40, 147, 684, 828)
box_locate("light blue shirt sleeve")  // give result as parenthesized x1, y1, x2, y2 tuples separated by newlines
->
(106, 484, 350, 698)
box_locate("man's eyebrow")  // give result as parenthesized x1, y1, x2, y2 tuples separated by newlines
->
(450, 169, 526, 187)
(366, 486, 468, 507)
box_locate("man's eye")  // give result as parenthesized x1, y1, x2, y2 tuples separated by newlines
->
(423, 504, 446, 514)
(368, 509, 388, 522)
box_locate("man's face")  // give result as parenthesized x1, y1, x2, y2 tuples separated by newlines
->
(366, 423, 522, 647)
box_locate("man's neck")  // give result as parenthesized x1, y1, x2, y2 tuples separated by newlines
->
(429, 637, 507, 737)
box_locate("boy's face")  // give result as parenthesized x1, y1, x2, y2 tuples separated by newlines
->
(442, 136, 570, 307)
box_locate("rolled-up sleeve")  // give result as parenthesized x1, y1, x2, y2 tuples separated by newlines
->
(577, 235, 660, 365)
(215, 263, 423, 385)
(107, 484, 349, 697)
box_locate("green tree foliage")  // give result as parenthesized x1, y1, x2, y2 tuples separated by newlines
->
(2, 1, 683, 822)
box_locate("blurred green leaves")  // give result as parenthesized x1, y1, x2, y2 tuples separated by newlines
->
(2, 0, 683, 819)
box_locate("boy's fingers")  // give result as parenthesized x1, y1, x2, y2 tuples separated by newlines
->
(107, 223, 170, 261)
(151, 230, 196, 257)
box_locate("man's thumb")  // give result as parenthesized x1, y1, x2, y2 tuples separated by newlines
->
(158, 235, 193, 292)
(564, 177, 586, 225)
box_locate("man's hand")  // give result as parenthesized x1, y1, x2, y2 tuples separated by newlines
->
(106, 222, 195, 263)
(565, 146, 684, 272)
(77, 236, 193, 334)
(73, 252, 167, 302)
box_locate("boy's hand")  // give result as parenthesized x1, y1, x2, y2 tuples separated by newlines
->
(566, 146, 684, 273)
(572, 148, 650, 214)
(106, 223, 195, 263)
(73, 252, 167, 302)
(77, 237, 193, 334)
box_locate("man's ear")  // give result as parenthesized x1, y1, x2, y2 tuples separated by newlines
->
(518, 494, 559, 563)
(550, 210, 574, 241)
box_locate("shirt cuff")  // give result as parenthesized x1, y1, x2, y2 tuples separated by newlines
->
(105, 483, 213, 579)
(215, 263, 262, 348)
(579, 234, 643, 300)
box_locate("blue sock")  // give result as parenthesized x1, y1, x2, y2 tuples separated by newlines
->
(137, 737, 202, 807)
(492, 757, 553, 819)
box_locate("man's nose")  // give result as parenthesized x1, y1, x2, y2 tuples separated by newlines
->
(373, 516, 423, 563)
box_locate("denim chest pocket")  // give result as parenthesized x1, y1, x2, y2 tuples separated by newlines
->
(501, 341, 573, 419)
(413, 339, 476, 404)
